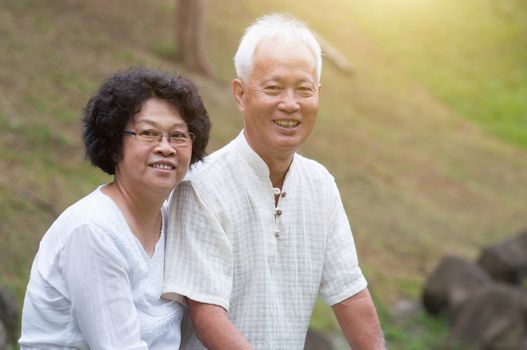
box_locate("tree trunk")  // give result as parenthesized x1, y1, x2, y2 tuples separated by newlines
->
(175, 0, 212, 77)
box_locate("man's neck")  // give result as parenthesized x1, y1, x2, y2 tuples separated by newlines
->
(265, 155, 293, 189)
(242, 132, 295, 189)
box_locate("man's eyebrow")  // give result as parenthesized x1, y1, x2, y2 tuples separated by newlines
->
(261, 76, 282, 83)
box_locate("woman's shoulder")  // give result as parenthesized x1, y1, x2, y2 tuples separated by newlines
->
(63, 187, 139, 254)
(36, 186, 145, 279)
(40, 187, 130, 257)
(46, 187, 122, 236)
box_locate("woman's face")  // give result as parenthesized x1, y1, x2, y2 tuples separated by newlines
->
(115, 97, 192, 197)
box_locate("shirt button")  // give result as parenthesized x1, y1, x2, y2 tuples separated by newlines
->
(273, 187, 281, 195)
(281, 192, 287, 198)
(274, 229, 280, 238)
(275, 209, 282, 216)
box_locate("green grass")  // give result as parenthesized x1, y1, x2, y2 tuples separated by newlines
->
(342, 0, 527, 149)
(311, 295, 451, 348)
(380, 308, 450, 349)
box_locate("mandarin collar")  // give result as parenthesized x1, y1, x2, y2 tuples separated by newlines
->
(234, 130, 297, 181)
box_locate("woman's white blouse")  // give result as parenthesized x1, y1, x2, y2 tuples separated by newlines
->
(19, 187, 184, 349)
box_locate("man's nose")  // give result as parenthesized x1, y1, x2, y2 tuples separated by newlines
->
(278, 89, 300, 113)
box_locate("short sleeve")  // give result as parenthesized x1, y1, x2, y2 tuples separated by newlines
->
(163, 181, 233, 311)
(62, 224, 148, 350)
(319, 180, 367, 306)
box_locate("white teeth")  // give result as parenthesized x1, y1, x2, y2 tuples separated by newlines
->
(151, 163, 174, 170)
(274, 120, 299, 128)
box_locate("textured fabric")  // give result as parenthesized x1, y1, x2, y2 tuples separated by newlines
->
(20, 186, 184, 350)
(163, 131, 367, 350)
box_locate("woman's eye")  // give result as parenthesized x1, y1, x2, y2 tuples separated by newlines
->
(170, 132, 187, 139)
(141, 130, 158, 136)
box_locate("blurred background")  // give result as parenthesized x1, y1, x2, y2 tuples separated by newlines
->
(1, 0, 526, 348)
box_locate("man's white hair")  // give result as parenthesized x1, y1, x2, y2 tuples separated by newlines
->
(233, 13, 322, 83)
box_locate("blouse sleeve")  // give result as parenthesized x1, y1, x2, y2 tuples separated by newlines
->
(61, 223, 148, 350)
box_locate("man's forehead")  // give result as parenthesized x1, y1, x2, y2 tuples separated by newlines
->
(258, 74, 316, 84)
(255, 37, 309, 54)
(253, 40, 315, 66)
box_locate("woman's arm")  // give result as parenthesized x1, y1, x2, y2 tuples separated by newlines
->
(62, 224, 148, 350)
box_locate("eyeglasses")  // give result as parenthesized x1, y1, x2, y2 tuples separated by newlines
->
(123, 129, 195, 147)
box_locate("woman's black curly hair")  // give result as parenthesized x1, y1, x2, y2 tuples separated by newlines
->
(83, 67, 211, 175)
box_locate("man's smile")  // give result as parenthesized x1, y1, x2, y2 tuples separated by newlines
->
(273, 119, 300, 128)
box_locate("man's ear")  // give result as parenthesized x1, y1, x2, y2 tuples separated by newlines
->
(232, 79, 246, 112)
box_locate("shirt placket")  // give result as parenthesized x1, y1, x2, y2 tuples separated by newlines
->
(272, 187, 288, 240)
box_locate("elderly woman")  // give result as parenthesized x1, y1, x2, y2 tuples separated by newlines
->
(19, 67, 211, 349)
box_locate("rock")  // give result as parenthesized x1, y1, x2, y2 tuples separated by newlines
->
(422, 255, 492, 317)
(0, 322, 7, 350)
(391, 298, 420, 321)
(0, 286, 19, 346)
(477, 230, 527, 285)
(304, 328, 334, 350)
(448, 283, 527, 350)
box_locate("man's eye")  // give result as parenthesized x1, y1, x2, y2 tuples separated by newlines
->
(264, 86, 282, 95)
(297, 86, 315, 97)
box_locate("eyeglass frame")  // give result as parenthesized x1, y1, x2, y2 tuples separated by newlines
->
(123, 129, 195, 147)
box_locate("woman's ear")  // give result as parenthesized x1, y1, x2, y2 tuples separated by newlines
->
(232, 79, 246, 112)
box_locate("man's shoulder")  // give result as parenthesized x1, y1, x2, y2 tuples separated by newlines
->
(183, 141, 242, 200)
(188, 143, 236, 180)
(294, 153, 333, 179)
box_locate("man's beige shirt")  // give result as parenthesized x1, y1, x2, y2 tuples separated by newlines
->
(163, 132, 367, 350)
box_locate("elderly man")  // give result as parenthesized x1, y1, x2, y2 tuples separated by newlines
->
(163, 13, 385, 350)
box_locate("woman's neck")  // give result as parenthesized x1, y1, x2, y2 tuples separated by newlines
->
(102, 181, 165, 256)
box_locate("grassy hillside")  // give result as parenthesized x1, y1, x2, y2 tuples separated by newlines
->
(344, 0, 527, 149)
(1, 0, 526, 347)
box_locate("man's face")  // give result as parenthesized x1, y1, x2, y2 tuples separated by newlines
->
(233, 39, 320, 164)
